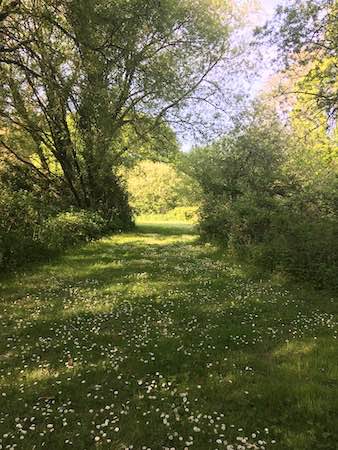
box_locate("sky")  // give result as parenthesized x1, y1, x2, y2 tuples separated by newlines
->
(253, 0, 290, 25)
(179, 0, 286, 151)
(259, 0, 282, 19)
(249, 0, 285, 92)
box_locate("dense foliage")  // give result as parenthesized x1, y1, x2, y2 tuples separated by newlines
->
(0, 2, 338, 448)
(257, 0, 338, 119)
(0, 0, 236, 227)
(126, 160, 200, 215)
(0, 0, 240, 269)
(188, 104, 337, 288)
(0, 0, 336, 289)
(0, 182, 109, 269)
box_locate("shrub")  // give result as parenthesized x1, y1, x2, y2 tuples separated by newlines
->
(40, 211, 107, 251)
(200, 194, 338, 289)
(190, 105, 338, 289)
(138, 206, 199, 224)
(0, 186, 108, 270)
(198, 197, 231, 243)
(262, 214, 338, 288)
(126, 160, 200, 215)
(0, 188, 45, 267)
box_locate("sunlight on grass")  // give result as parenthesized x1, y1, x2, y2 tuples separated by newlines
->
(0, 221, 337, 450)
(273, 340, 317, 357)
(21, 368, 57, 383)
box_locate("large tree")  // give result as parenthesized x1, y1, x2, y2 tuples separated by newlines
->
(257, 0, 338, 123)
(0, 0, 240, 225)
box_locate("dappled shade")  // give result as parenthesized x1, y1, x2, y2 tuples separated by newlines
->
(1, 223, 337, 449)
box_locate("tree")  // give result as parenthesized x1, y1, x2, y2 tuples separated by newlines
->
(257, 0, 338, 122)
(0, 0, 239, 226)
(188, 99, 338, 287)
(126, 160, 199, 214)
(185, 105, 290, 239)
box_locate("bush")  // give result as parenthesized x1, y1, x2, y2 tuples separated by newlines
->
(40, 211, 107, 251)
(200, 194, 338, 289)
(190, 105, 338, 289)
(0, 188, 44, 267)
(0, 186, 108, 270)
(258, 214, 338, 288)
(138, 206, 199, 224)
(198, 197, 231, 243)
(126, 160, 200, 215)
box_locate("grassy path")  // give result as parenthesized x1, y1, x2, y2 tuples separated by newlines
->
(0, 222, 337, 450)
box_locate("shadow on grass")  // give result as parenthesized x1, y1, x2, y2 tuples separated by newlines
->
(1, 221, 338, 450)
(1, 294, 337, 450)
(0, 224, 204, 302)
(0, 222, 196, 284)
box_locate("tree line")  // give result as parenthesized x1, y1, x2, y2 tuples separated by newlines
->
(184, 0, 337, 288)
(0, 0, 337, 288)
(0, 0, 235, 267)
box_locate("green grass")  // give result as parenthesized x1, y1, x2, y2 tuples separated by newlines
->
(0, 221, 337, 450)
(136, 206, 198, 225)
